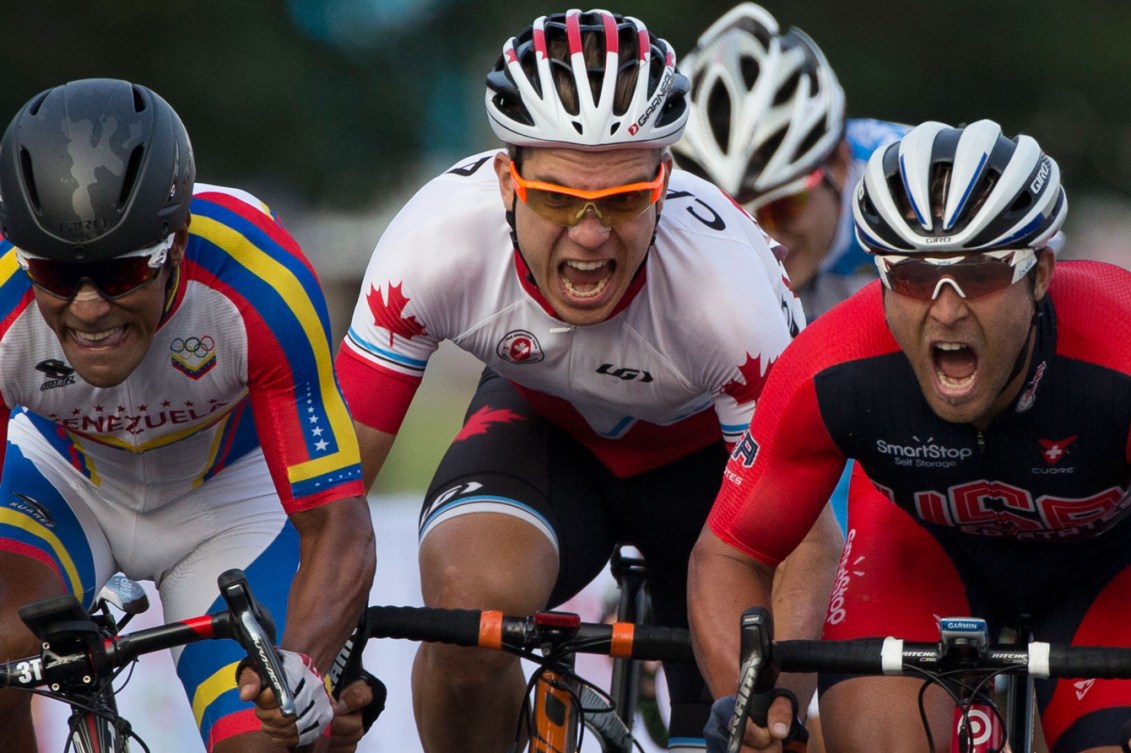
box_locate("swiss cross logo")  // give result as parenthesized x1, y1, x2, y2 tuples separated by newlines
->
(1038, 436, 1077, 465)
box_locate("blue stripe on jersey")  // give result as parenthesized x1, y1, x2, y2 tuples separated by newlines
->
(197, 397, 260, 486)
(186, 196, 347, 467)
(345, 326, 430, 371)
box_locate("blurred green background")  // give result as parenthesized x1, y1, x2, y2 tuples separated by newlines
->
(4, 0, 1130, 493)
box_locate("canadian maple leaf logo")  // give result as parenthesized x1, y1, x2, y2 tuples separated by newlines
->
(722, 353, 769, 405)
(455, 406, 524, 442)
(366, 282, 427, 346)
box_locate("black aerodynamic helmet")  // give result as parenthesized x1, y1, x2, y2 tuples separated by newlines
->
(0, 78, 196, 262)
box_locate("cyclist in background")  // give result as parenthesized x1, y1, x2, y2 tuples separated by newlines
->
(335, 9, 842, 752)
(0, 78, 375, 753)
(690, 119, 1131, 753)
(674, 2, 908, 322)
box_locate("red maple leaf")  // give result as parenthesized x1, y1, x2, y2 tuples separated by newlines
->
(367, 282, 427, 346)
(722, 353, 770, 405)
(454, 406, 524, 442)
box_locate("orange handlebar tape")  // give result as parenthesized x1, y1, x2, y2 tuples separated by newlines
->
(610, 622, 635, 658)
(479, 610, 504, 649)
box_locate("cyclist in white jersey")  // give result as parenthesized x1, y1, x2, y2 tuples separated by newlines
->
(336, 10, 843, 753)
(0, 79, 375, 753)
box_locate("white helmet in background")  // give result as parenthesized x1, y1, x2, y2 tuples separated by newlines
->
(673, 3, 845, 206)
(485, 9, 690, 151)
(853, 119, 1067, 254)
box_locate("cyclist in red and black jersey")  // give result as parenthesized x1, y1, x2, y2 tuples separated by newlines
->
(691, 119, 1131, 753)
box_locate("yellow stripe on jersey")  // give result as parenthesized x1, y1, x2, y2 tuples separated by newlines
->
(192, 660, 240, 727)
(189, 214, 360, 486)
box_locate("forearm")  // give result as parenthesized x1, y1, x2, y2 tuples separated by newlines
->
(281, 496, 376, 671)
(768, 504, 843, 715)
(688, 526, 776, 698)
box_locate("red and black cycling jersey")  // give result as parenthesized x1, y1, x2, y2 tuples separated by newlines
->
(710, 260, 1131, 569)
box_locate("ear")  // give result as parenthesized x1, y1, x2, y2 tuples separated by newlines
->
(168, 221, 191, 267)
(654, 151, 675, 214)
(1033, 248, 1055, 301)
(494, 151, 515, 210)
(828, 138, 852, 188)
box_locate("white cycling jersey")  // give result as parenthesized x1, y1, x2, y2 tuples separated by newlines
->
(338, 151, 805, 478)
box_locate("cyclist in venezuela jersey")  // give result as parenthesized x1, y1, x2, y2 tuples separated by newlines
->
(335, 10, 843, 753)
(691, 119, 1131, 753)
(0, 79, 374, 753)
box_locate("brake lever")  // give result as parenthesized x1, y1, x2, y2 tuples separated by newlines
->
(217, 569, 297, 718)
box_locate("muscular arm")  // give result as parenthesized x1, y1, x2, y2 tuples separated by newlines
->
(281, 495, 376, 670)
(688, 525, 775, 698)
(689, 504, 842, 730)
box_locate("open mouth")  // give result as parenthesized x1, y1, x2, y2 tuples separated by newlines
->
(560, 259, 615, 301)
(933, 342, 977, 394)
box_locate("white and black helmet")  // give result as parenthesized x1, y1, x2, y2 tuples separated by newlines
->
(485, 9, 690, 150)
(672, 3, 845, 206)
(853, 119, 1067, 254)
(0, 78, 195, 262)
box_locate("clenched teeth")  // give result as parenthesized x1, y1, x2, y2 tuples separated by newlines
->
(74, 327, 120, 344)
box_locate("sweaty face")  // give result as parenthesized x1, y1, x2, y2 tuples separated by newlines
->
(32, 238, 183, 388)
(883, 253, 1054, 428)
(497, 147, 668, 326)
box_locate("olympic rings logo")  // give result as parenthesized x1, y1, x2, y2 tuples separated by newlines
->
(170, 336, 216, 358)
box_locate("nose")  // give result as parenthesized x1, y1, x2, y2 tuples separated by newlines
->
(567, 209, 612, 247)
(68, 283, 112, 317)
(928, 281, 970, 324)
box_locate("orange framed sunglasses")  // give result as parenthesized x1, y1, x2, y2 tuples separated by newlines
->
(509, 161, 666, 227)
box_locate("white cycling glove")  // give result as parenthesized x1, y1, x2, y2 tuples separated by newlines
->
(278, 649, 334, 747)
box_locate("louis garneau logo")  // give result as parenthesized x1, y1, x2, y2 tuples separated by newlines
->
(36, 359, 76, 391)
(496, 330, 544, 364)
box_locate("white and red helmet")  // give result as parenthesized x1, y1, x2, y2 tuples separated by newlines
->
(485, 9, 690, 150)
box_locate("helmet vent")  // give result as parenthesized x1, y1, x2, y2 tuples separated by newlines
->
(749, 128, 786, 175)
(774, 70, 801, 107)
(706, 82, 732, 151)
(117, 145, 145, 211)
(26, 92, 49, 117)
(17, 148, 42, 214)
(739, 57, 760, 91)
(1007, 191, 1033, 216)
(130, 85, 147, 113)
